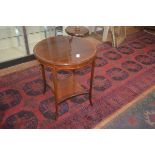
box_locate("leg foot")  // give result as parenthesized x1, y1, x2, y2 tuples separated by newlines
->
(89, 97, 93, 106)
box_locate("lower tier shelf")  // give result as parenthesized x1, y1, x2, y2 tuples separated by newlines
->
(47, 74, 88, 103)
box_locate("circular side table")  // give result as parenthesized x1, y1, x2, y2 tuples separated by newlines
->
(33, 36, 96, 119)
(65, 26, 89, 37)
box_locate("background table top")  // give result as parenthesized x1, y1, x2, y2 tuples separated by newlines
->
(65, 26, 89, 37)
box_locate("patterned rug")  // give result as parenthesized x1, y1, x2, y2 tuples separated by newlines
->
(103, 88, 155, 128)
(0, 31, 155, 129)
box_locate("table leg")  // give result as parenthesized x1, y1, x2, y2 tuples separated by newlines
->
(111, 26, 117, 47)
(52, 67, 59, 119)
(40, 64, 46, 94)
(89, 60, 96, 106)
(102, 26, 110, 42)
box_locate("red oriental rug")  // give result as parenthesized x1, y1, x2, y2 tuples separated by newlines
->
(0, 31, 155, 129)
(102, 86, 155, 129)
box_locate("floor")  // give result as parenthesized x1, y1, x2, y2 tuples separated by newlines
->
(0, 47, 27, 62)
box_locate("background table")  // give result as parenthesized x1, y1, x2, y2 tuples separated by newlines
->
(65, 26, 89, 37)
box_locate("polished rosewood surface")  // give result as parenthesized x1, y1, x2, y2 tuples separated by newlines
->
(33, 35, 96, 119)
(65, 26, 89, 37)
(33, 36, 96, 68)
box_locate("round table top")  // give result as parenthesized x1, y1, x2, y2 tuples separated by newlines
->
(65, 26, 89, 37)
(33, 36, 96, 69)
